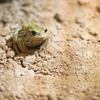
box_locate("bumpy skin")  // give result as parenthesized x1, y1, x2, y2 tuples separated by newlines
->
(13, 23, 49, 54)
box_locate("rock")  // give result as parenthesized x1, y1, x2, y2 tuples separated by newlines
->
(79, 32, 89, 41)
(39, 52, 45, 58)
(90, 36, 97, 43)
(7, 50, 15, 58)
(54, 11, 65, 22)
(37, 62, 42, 67)
(76, 17, 85, 28)
(21, 6, 34, 14)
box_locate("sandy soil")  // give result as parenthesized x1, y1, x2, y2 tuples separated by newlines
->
(0, 0, 100, 100)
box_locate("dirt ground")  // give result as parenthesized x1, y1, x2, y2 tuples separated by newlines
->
(0, 0, 100, 100)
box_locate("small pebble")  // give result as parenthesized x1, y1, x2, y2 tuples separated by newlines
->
(39, 52, 45, 58)
(7, 50, 15, 58)
(21, 6, 34, 13)
(54, 11, 65, 22)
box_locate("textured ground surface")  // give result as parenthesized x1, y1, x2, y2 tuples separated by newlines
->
(0, 0, 100, 100)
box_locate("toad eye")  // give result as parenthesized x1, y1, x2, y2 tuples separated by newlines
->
(32, 31, 36, 35)
(44, 29, 47, 33)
